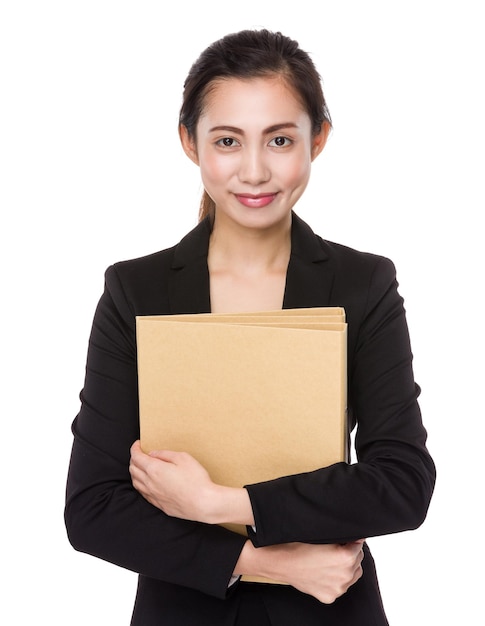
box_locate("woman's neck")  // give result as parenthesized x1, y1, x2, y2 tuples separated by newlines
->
(208, 213, 292, 275)
(207, 212, 292, 314)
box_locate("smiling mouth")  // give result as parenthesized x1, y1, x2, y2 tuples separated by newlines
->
(235, 193, 278, 208)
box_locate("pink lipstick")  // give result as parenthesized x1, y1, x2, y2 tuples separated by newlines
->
(235, 193, 277, 208)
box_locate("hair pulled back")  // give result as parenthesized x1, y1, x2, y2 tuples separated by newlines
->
(179, 29, 332, 221)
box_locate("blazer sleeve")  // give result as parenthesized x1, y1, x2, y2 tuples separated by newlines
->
(64, 265, 247, 599)
(245, 256, 436, 546)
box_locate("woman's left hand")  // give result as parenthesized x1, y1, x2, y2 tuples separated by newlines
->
(129, 440, 216, 522)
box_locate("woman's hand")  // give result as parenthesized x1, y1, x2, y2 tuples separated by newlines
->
(129, 441, 254, 526)
(234, 539, 365, 604)
(130, 441, 215, 521)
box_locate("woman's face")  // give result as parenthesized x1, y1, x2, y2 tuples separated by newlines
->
(181, 76, 327, 232)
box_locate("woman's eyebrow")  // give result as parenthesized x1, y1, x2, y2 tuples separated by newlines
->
(208, 122, 299, 134)
(264, 122, 298, 134)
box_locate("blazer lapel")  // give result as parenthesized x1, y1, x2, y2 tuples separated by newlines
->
(168, 218, 212, 314)
(283, 213, 335, 309)
(167, 212, 335, 314)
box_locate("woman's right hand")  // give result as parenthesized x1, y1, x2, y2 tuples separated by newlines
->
(234, 539, 365, 604)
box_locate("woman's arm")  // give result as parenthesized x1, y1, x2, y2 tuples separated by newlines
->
(245, 257, 436, 546)
(64, 266, 247, 599)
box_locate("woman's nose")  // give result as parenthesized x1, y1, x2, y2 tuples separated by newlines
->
(238, 147, 271, 185)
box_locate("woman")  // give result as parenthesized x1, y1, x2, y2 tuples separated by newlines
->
(65, 29, 435, 625)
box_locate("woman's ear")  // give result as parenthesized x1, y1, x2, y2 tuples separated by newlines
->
(179, 125, 199, 165)
(311, 121, 331, 161)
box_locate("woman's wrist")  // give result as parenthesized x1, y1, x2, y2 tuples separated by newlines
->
(203, 485, 255, 526)
(233, 541, 287, 582)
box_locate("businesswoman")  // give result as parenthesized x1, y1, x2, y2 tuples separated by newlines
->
(65, 29, 435, 625)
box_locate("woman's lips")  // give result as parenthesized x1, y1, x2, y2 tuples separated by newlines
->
(235, 193, 277, 208)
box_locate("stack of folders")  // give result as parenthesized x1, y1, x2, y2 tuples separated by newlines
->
(136, 307, 348, 546)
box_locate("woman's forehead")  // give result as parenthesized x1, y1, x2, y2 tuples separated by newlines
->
(199, 76, 309, 126)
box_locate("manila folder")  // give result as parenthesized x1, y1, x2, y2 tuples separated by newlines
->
(136, 316, 348, 539)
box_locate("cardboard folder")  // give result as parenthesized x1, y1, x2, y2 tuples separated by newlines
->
(136, 308, 348, 538)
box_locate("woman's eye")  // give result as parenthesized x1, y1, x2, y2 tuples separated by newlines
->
(217, 137, 239, 147)
(269, 136, 292, 147)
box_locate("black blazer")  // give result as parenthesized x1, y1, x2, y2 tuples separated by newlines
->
(65, 213, 435, 625)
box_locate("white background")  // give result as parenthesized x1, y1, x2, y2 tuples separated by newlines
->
(1, 1, 483, 623)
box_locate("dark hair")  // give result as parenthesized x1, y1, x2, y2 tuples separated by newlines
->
(179, 29, 332, 221)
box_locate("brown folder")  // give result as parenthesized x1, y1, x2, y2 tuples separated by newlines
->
(136, 308, 348, 538)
